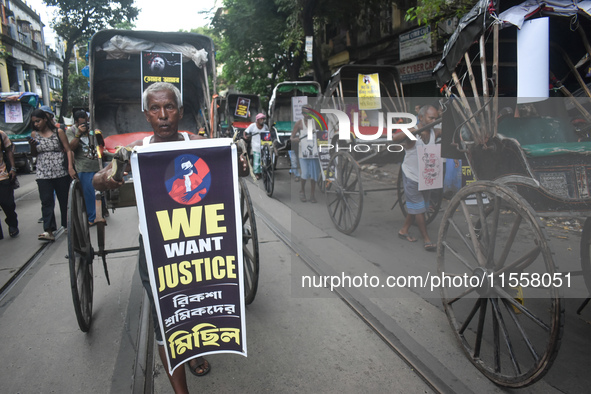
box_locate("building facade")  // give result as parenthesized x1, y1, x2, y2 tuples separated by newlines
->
(320, 1, 457, 103)
(0, 0, 62, 108)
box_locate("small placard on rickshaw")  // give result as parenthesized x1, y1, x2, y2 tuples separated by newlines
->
(539, 172, 570, 199)
(292, 96, 308, 122)
(141, 51, 183, 109)
(5, 101, 23, 123)
(357, 73, 381, 110)
(260, 129, 273, 145)
(234, 97, 251, 118)
(131, 138, 247, 375)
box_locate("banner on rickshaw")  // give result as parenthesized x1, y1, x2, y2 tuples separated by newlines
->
(141, 51, 183, 109)
(131, 138, 247, 375)
(234, 97, 251, 118)
(357, 73, 381, 110)
(417, 143, 443, 191)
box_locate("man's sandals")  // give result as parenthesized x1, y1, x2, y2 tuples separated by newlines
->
(187, 357, 211, 377)
(398, 231, 416, 242)
(424, 242, 436, 252)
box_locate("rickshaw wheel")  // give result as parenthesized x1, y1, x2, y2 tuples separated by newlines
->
(325, 151, 363, 234)
(67, 179, 94, 332)
(581, 218, 591, 294)
(262, 145, 275, 197)
(437, 181, 563, 388)
(396, 166, 442, 225)
(239, 178, 260, 304)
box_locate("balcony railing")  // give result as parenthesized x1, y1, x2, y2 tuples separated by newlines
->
(18, 32, 32, 47)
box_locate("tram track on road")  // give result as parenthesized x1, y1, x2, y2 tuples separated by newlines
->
(253, 201, 472, 394)
(0, 228, 66, 303)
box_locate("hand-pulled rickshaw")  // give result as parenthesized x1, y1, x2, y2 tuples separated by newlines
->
(218, 92, 280, 196)
(319, 64, 443, 234)
(216, 93, 275, 193)
(263, 81, 323, 197)
(66, 30, 260, 332)
(432, 0, 591, 387)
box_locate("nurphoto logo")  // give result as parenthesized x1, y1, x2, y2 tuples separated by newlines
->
(301, 105, 418, 154)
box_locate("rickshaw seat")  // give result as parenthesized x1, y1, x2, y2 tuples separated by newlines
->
(274, 121, 294, 132)
(104, 132, 153, 153)
(103, 131, 194, 153)
(498, 117, 590, 157)
(233, 121, 252, 129)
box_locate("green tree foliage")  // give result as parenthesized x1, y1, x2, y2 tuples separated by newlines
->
(213, 0, 393, 97)
(405, 0, 476, 27)
(68, 59, 89, 108)
(212, 0, 291, 97)
(43, 0, 138, 120)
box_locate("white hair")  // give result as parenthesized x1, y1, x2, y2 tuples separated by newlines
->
(142, 82, 183, 111)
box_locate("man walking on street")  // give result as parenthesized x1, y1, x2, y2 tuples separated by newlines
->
(392, 105, 441, 251)
(94, 82, 249, 394)
(0, 130, 19, 239)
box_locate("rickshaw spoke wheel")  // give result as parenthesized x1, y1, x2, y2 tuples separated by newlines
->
(437, 181, 563, 388)
(397, 166, 442, 225)
(325, 152, 363, 234)
(262, 146, 275, 197)
(581, 218, 591, 294)
(239, 178, 259, 304)
(67, 179, 94, 332)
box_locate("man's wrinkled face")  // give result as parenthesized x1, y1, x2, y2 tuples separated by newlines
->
(144, 90, 184, 142)
(420, 107, 438, 125)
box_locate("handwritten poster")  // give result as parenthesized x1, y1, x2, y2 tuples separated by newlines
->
(234, 97, 251, 118)
(299, 119, 319, 159)
(292, 96, 308, 122)
(131, 138, 247, 375)
(317, 129, 329, 180)
(417, 143, 443, 191)
(5, 101, 23, 123)
(357, 73, 381, 110)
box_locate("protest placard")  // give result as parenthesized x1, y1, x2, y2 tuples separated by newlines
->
(131, 138, 246, 374)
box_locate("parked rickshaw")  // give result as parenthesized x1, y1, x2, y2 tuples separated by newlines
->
(319, 64, 443, 234)
(210, 93, 227, 138)
(0, 92, 40, 173)
(219, 92, 279, 195)
(67, 30, 260, 332)
(268, 81, 322, 160)
(433, 0, 591, 387)
(223, 93, 263, 140)
(261, 81, 323, 197)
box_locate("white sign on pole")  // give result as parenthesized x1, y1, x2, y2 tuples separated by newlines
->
(305, 36, 313, 61)
(517, 17, 549, 103)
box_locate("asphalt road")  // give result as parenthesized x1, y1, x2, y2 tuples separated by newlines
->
(1, 166, 590, 393)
